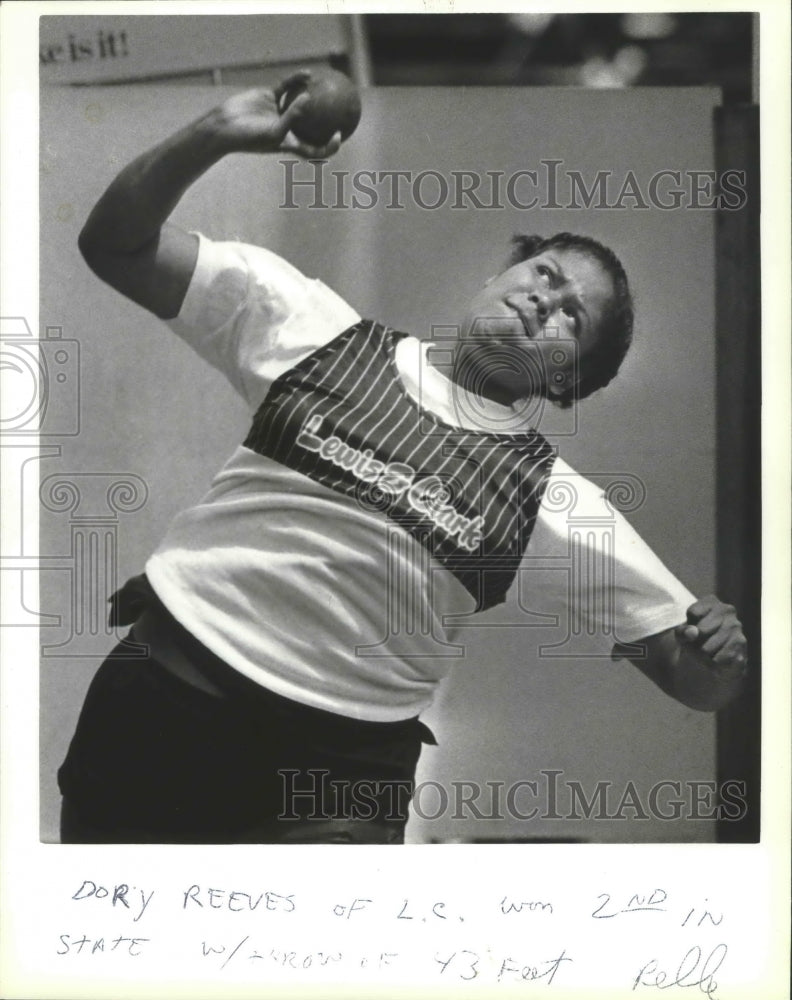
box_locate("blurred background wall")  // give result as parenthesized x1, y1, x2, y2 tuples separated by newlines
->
(39, 12, 753, 97)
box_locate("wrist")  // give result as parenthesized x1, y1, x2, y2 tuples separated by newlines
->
(190, 107, 241, 158)
(682, 644, 748, 684)
(673, 650, 746, 712)
(711, 658, 749, 683)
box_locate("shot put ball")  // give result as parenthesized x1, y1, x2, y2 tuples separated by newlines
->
(280, 69, 362, 146)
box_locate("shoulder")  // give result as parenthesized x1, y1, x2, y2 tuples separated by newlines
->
(533, 456, 643, 557)
(179, 233, 360, 333)
(540, 456, 607, 514)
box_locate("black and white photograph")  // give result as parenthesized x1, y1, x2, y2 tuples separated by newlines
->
(1, 2, 789, 997)
(38, 8, 759, 846)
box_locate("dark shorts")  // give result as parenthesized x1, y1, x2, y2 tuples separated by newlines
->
(58, 637, 435, 844)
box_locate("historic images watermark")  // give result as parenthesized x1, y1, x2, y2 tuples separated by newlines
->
(280, 159, 747, 212)
(278, 769, 748, 824)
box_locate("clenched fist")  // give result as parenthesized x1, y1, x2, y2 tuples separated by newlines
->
(675, 595, 748, 678)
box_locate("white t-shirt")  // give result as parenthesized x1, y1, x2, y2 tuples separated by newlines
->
(146, 235, 695, 721)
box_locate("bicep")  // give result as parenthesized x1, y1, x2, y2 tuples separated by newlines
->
(79, 222, 199, 320)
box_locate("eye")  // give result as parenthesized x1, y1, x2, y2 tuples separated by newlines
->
(535, 264, 552, 283)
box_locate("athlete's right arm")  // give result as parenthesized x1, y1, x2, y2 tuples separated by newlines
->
(78, 72, 341, 320)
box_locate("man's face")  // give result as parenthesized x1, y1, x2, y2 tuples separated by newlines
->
(455, 248, 615, 406)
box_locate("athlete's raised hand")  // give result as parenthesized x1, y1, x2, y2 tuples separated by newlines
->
(214, 72, 342, 159)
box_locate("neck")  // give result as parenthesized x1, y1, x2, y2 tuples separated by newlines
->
(421, 340, 543, 427)
(429, 344, 535, 411)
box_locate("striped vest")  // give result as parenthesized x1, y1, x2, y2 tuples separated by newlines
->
(244, 321, 556, 611)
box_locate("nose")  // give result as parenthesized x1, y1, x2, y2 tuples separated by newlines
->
(528, 290, 554, 321)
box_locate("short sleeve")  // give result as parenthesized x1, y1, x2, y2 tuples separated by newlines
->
(520, 458, 696, 646)
(166, 234, 361, 408)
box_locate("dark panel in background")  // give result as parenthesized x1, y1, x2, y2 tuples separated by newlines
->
(365, 12, 753, 101)
(714, 106, 761, 842)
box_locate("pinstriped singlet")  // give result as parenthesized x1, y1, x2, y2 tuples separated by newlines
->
(244, 320, 557, 611)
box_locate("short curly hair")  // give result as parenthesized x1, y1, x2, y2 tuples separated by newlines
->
(509, 232, 634, 408)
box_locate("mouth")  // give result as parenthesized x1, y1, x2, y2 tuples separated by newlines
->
(504, 297, 535, 340)
(512, 307, 535, 340)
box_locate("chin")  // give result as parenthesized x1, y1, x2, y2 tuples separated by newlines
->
(458, 353, 533, 405)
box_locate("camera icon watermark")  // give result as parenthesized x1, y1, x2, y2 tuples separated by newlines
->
(423, 321, 579, 437)
(1, 316, 147, 654)
(0, 318, 80, 436)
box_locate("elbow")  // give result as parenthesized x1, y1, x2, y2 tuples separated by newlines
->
(77, 226, 101, 272)
(78, 225, 126, 284)
(673, 679, 745, 713)
(678, 696, 724, 714)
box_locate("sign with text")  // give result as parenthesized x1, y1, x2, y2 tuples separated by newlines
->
(40, 15, 348, 84)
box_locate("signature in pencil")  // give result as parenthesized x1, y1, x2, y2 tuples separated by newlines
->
(632, 943, 727, 997)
